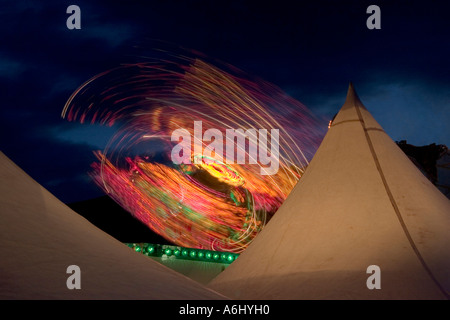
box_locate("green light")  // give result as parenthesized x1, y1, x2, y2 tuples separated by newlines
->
(125, 243, 239, 264)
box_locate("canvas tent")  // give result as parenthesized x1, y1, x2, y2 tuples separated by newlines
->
(0, 152, 225, 299)
(209, 84, 450, 300)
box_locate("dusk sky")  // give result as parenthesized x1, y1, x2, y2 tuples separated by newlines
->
(1, 1, 449, 203)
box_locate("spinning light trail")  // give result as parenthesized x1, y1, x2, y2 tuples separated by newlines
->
(62, 55, 323, 252)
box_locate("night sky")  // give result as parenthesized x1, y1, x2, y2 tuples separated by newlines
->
(1, 0, 449, 204)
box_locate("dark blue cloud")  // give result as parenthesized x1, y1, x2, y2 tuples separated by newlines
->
(1, 0, 449, 202)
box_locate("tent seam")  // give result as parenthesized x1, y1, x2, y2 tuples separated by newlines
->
(354, 102, 449, 299)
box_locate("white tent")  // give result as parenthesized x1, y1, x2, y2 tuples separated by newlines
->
(209, 84, 450, 300)
(0, 152, 226, 300)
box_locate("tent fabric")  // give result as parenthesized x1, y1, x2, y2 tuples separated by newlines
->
(209, 84, 450, 300)
(0, 152, 226, 300)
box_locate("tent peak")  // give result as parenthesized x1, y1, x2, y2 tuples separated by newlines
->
(342, 82, 365, 110)
(346, 82, 358, 102)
